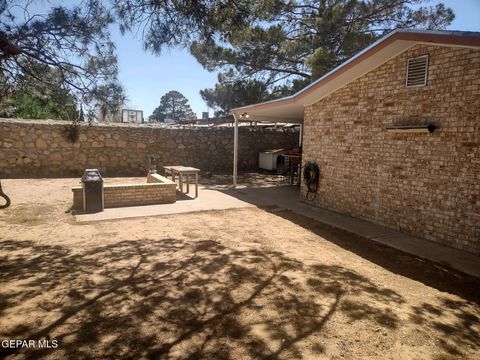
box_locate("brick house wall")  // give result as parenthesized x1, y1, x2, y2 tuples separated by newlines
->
(302, 44, 480, 254)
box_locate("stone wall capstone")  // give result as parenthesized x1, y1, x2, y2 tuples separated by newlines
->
(0, 119, 298, 178)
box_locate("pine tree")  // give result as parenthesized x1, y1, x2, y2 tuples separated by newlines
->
(114, 0, 454, 112)
(149, 91, 196, 123)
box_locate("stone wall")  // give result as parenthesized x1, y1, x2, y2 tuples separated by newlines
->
(0, 119, 298, 178)
(303, 44, 480, 255)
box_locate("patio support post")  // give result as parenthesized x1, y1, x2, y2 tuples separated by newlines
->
(299, 124, 303, 147)
(233, 113, 238, 187)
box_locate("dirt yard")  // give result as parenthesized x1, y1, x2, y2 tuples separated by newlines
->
(0, 178, 479, 359)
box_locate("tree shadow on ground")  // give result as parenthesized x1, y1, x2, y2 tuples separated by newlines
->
(409, 298, 480, 357)
(200, 172, 286, 190)
(268, 210, 480, 358)
(271, 210, 480, 303)
(0, 236, 404, 359)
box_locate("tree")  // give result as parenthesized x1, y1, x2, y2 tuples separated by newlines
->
(191, 0, 454, 88)
(0, 62, 78, 119)
(113, 0, 454, 101)
(11, 92, 70, 119)
(200, 75, 272, 117)
(86, 82, 127, 122)
(149, 91, 196, 123)
(0, 0, 120, 117)
(200, 72, 312, 116)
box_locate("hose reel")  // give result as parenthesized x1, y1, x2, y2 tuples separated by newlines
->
(303, 160, 320, 201)
(0, 181, 11, 209)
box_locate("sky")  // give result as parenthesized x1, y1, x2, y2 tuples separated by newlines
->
(115, 0, 480, 119)
(112, 30, 218, 119)
(16, 0, 479, 119)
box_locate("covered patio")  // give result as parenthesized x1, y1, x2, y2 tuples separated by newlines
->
(231, 101, 304, 187)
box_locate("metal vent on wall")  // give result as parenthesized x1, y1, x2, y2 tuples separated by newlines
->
(406, 55, 428, 87)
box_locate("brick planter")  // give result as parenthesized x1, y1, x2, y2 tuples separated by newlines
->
(72, 174, 176, 210)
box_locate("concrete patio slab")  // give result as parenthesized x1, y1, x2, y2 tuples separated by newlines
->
(75, 186, 253, 222)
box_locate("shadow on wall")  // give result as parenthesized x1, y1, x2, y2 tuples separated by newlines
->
(0, 235, 478, 359)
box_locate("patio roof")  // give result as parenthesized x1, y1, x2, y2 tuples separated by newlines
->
(231, 29, 480, 123)
(231, 28, 480, 186)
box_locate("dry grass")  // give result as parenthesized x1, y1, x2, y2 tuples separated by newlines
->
(0, 178, 479, 359)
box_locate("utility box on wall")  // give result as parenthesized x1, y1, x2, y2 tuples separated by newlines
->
(121, 109, 143, 124)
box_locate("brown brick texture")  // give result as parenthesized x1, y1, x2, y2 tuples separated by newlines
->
(302, 44, 480, 254)
(72, 175, 176, 210)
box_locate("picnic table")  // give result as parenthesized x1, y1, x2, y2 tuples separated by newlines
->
(163, 166, 200, 198)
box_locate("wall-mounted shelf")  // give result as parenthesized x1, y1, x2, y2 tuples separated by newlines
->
(385, 125, 436, 133)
